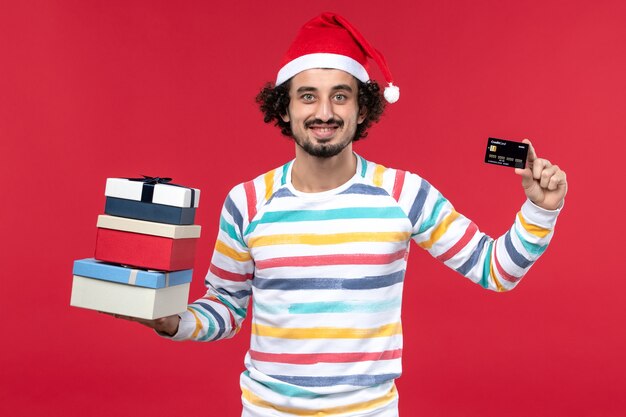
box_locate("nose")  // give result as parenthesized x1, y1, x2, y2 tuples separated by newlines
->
(315, 97, 334, 122)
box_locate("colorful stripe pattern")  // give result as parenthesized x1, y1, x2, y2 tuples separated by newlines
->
(176, 155, 559, 416)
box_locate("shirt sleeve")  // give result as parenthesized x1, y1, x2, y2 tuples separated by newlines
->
(405, 173, 561, 291)
(168, 183, 255, 340)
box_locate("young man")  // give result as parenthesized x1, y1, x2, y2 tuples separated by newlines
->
(122, 12, 567, 417)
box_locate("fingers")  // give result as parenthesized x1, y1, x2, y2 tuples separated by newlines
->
(519, 139, 557, 185)
(537, 164, 562, 189)
(132, 317, 158, 327)
(99, 311, 131, 320)
(100, 311, 158, 329)
(514, 139, 568, 209)
(523, 158, 567, 191)
(532, 159, 567, 190)
(113, 313, 149, 326)
(546, 166, 567, 191)
(532, 157, 552, 182)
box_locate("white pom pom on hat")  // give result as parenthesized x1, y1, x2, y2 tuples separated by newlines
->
(384, 83, 400, 103)
(276, 12, 400, 104)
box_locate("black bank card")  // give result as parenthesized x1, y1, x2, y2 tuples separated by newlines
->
(484, 137, 529, 169)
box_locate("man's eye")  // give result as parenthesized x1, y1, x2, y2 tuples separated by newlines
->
(333, 94, 347, 101)
(301, 94, 315, 101)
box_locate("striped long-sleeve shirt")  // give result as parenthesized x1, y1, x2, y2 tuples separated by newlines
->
(170, 155, 561, 416)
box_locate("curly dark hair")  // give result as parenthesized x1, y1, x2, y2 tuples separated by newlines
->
(256, 78, 386, 141)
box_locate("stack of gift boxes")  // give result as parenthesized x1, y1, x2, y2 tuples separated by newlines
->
(70, 177, 201, 319)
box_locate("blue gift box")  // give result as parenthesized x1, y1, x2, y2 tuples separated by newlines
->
(105, 197, 196, 225)
(72, 258, 192, 289)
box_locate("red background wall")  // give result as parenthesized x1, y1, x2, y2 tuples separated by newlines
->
(1, 1, 625, 416)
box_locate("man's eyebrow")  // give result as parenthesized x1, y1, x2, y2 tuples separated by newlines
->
(295, 84, 354, 93)
(331, 84, 354, 92)
(296, 86, 318, 93)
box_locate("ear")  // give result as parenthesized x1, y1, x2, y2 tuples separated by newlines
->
(357, 106, 367, 124)
(280, 110, 290, 123)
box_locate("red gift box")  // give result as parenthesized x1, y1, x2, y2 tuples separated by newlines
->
(94, 215, 201, 271)
(95, 228, 198, 271)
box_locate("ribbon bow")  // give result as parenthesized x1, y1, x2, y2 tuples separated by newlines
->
(127, 175, 173, 185)
(125, 175, 196, 207)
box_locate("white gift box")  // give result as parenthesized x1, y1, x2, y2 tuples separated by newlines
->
(105, 177, 200, 208)
(96, 214, 201, 238)
(70, 275, 190, 320)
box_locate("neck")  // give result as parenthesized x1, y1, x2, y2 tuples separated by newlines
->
(291, 145, 357, 193)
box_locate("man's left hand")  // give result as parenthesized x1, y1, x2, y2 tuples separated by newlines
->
(515, 139, 568, 211)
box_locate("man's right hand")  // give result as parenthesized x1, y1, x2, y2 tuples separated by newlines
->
(103, 312, 181, 336)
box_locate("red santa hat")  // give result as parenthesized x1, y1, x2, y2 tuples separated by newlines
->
(275, 12, 400, 103)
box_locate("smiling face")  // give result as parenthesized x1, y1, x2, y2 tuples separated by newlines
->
(281, 69, 366, 158)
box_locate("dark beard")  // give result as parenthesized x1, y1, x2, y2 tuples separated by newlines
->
(295, 118, 352, 158)
(297, 138, 352, 158)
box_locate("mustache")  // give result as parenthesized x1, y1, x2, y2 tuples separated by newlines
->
(304, 118, 344, 128)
